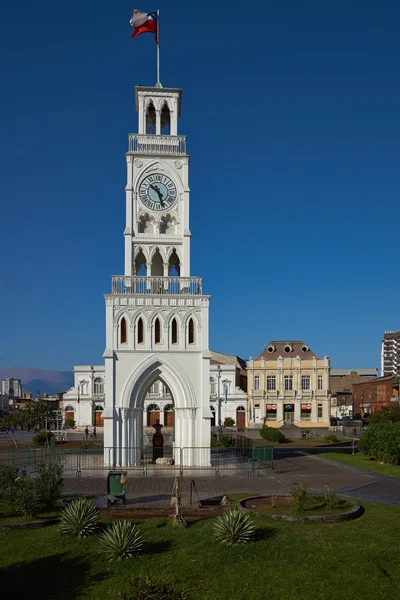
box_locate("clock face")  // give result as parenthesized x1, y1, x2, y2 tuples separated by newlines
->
(139, 173, 177, 211)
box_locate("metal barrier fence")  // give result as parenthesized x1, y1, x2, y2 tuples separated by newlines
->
(0, 437, 274, 477)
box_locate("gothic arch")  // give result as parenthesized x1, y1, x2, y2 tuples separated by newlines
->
(114, 308, 133, 326)
(121, 354, 196, 411)
(183, 310, 202, 330)
(167, 247, 181, 275)
(160, 100, 171, 134)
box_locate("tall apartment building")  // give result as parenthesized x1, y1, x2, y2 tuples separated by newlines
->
(1, 377, 22, 398)
(381, 332, 400, 376)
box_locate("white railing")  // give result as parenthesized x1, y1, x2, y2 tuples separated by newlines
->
(111, 276, 202, 296)
(128, 134, 186, 155)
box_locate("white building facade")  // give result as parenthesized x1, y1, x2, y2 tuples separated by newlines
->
(63, 351, 246, 432)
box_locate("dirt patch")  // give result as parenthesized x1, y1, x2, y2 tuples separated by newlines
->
(100, 506, 226, 519)
(240, 495, 363, 522)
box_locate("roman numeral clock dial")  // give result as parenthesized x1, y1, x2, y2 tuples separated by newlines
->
(139, 173, 177, 211)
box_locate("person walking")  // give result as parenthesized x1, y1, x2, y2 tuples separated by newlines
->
(84, 426, 89, 440)
(92, 426, 97, 439)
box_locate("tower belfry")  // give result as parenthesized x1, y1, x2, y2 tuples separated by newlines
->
(103, 84, 211, 467)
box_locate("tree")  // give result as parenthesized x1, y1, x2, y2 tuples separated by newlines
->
(369, 404, 400, 424)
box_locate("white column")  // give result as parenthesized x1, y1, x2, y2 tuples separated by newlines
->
(277, 401, 284, 423)
(155, 109, 161, 135)
(295, 401, 301, 424)
(138, 96, 145, 133)
(121, 408, 128, 466)
(163, 262, 169, 277)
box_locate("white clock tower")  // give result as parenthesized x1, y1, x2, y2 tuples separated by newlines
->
(102, 85, 212, 467)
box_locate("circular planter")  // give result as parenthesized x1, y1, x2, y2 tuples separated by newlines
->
(239, 495, 363, 522)
(0, 517, 60, 531)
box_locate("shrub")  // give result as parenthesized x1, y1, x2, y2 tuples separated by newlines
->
(60, 498, 99, 537)
(260, 425, 286, 443)
(0, 463, 19, 503)
(369, 405, 400, 424)
(323, 434, 340, 443)
(65, 418, 75, 429)
(32, 431, 54, 445)
(224, 417, 235, 427)
(14, 474, 38, 516)
(213, 509, 255, 546)
(100, 520, 143, 561)
(35, 461, 63, 510)
(358, 422, 400, 465)
(219, 435, 237, 448)
(117, 575, 190, 600)
(291, 482, 311, 512)
(322, 484, 341, 509)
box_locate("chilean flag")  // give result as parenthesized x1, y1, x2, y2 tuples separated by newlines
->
(130, 10, 158, 43)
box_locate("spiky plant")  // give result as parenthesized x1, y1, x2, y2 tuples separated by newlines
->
(100, 520, 143, 561)
(60, 498, 99, 537)
(117, 575, 190, 600)
(213, 509, 255, 546)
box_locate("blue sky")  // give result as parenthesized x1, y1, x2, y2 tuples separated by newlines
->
(1, 0, 400, 372)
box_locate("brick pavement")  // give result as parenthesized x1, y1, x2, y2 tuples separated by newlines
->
(61, 449, 400, 507)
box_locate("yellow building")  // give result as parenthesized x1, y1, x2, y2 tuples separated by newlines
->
(247, 341, 331, 428)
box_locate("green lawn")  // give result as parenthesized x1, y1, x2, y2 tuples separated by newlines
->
(1, 500, 400, 600)
(307, 449, 400, 478)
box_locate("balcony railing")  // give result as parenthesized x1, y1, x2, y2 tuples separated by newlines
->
(111, 276, 202, 296)
(128, 134, 186, 155)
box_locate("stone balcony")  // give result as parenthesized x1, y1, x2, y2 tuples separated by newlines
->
(128, 134, 186, 155)
(111, 276, 202, 296)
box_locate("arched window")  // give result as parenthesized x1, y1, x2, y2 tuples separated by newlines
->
(146, 101, 156, 134)
(155, 318, 161, 344)
(161, 101, 171, 134)
(120, 318, 127, 344)
(171, 318, 178, 344)
(65, 405, 74, 412)
(138, 318, 144, 344)
(188, 318, 195, 345)
(94, 378, 104, 395)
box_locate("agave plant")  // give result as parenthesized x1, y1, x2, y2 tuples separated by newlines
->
(213, 509, 255, 546)
(60, 498, 99, 537)
(100, 520, 143, 561)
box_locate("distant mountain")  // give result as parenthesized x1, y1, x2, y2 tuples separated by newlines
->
(0, 367, 74, 396)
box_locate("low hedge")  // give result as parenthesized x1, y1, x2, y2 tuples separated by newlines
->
(32, 432, 54, 445)
(358, 422, 400, 465)
(260, 425, 286, 444)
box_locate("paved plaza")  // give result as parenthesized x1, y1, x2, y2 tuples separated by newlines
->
(61, 449, 400, 507)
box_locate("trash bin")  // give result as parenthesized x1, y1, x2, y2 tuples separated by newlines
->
(107, 471, 127, 507)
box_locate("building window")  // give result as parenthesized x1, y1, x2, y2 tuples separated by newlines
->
(254, 376, 260, 391)
(210, 377, 216, 395)
(138, 318, 144, 344)
(94, 378, 104, 395)
(267, 376, 276, 391)
(301, 403, 312, 420)
(318, 403, 323, 418)
(301, 375, 310, 391)
(317, 375, 323, 390)
(171, 318, 178, 344)
(155, 318, 161, 344)
(188, 318, 195, 344)
(266, 404, 277, 420)
(120, 317, 127, 344)
(284, 375, 293, 391)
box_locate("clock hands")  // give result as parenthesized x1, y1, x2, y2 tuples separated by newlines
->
(149, 184, 166, 207)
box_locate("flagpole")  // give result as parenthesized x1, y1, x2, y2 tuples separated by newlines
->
(156, 9, 161, 86)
